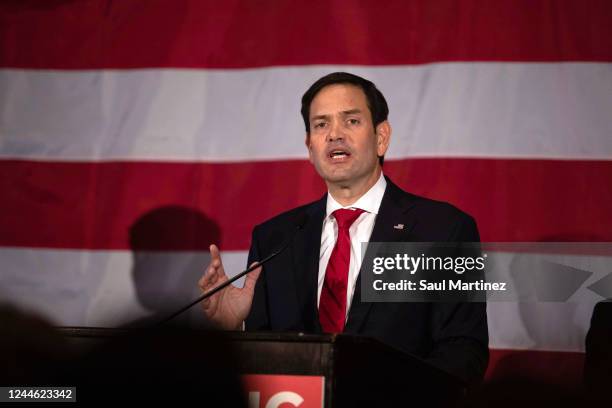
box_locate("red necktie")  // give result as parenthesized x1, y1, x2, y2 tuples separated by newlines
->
(319, 208, 365, 333)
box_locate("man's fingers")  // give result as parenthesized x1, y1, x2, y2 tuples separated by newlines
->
(209, 244, 228, 276)
(198, 267, 212, 289)
(199, 244, 227, 291)
(199, 263, 220, 291)
(243, 262, 262, 293)
(200, 267, 221, 312)
(210, 244, 222, 264)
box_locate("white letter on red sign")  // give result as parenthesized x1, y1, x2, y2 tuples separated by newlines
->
(266, 391, 304, 408)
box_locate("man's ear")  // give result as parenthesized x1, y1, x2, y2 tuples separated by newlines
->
(375, 121, 391, 157)
(305, 133, 313, 163)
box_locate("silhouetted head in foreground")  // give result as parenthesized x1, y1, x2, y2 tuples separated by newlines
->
(0, 304, 246, 406)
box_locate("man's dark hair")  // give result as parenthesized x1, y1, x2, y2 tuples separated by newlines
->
(301, 72, 389, 165)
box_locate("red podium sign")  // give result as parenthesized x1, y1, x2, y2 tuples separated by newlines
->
(243, 374, 325, 408)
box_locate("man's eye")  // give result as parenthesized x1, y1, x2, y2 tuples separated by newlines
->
(347, 118, 360, 125)
(314, 122, 327, 129)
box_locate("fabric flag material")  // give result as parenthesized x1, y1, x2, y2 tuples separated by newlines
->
(1, 0, 611, 387)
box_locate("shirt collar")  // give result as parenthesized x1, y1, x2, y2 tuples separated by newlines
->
(325, 172, 387, 218)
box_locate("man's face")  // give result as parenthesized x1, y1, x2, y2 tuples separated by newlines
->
(305, 84, 390, 188)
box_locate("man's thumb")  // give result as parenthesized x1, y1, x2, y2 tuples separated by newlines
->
(244, 262, 262, 292)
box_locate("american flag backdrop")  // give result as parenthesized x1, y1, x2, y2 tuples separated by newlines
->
(1, 0, 611, 386)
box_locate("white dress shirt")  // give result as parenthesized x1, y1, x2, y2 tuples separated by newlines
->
(317, 173, 387, 319)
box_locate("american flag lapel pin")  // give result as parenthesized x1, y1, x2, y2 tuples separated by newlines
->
(393, 224, 404, 230)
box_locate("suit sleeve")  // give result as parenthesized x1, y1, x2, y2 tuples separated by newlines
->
(244, 225, 271, 330)
(425, 214, 490, 385)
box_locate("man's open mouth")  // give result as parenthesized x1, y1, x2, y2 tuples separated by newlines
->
(329, 149, 351, 160)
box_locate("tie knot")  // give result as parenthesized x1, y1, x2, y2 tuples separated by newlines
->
(332, 208, 365, 230)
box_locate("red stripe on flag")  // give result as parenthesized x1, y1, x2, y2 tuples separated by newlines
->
(1, 158, 611, 250)
(1, 0, 611, 69)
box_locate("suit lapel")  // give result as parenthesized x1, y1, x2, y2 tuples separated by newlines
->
(344, 178, 418, 333)
(291, 195, 326, 332)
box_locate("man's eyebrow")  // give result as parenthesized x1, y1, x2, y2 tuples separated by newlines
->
(310, 114, 330, 121)
(310, 109, 363, 121)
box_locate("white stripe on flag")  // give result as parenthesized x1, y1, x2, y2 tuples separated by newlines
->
(1, 63, 611, 162)
(0, 247, 608, 352)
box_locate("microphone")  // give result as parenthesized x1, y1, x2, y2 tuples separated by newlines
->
(155, 213, 309, 327)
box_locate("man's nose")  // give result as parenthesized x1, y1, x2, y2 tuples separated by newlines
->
(327, 120, 344, 142)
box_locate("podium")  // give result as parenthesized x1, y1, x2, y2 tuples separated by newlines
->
(58, 328, 464, 407)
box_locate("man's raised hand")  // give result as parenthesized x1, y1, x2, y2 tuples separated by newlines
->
(198, 244, 261, 330)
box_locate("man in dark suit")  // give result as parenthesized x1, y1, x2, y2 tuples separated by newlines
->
(199, 72, 488, 384)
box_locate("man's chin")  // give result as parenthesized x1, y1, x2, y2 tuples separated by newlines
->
(322, 172, 354, 187)
(316, 165, 371, 187)
(321, 167, 381, 190)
